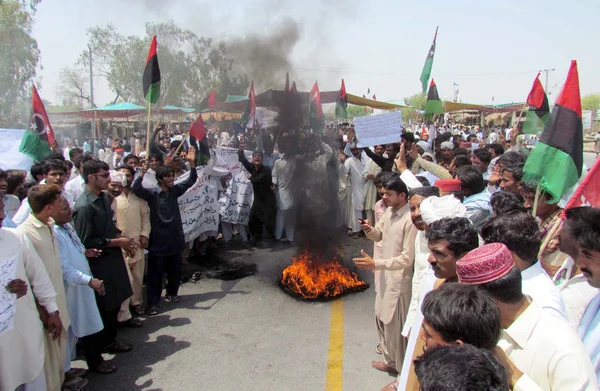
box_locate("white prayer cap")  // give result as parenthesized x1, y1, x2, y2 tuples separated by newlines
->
(420, 195, 468, 225)
(422, 152, 435, 162)
(110, 170, 126, 186)
(440, 141, 454, 150)
(417, 141, 432, 153)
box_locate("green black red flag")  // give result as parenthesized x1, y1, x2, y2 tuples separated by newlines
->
(335, 79, 348, 119)
(198, 90, 216, 111)
(523, 73, 550, 135)
(523, 60, 583, 202)
(19, 85, 56, 161)
(425, 78, 444, 118)
(143, 35, 161, 104)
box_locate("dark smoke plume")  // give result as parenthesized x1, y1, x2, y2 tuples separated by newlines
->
(224, 19, 301, 92)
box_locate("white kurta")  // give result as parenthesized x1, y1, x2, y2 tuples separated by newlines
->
(553, 257, 598, 329)
(0, 228, 58, 391)
(362, 159, 381, 212)
(521, 261, 567, 321)
(344, 157, 366, 211)
(65, 175, 85, 204)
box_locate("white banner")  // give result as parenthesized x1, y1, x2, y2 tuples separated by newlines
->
(215, 147, 254, 225)
(354, 111, 404, 147)
(177, 168, 219, 243)
(140, 167, 219, 243)
(0, 129, 34, 170)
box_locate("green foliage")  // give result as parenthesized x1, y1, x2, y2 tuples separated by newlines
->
(346, 104, 370, 119)
(0, 0, 40, 127)
(582, 94, 600, 111)
(69, 21, 249, 109)
(401, 93, 427, 122)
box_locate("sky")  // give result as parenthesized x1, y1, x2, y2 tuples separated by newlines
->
(31, 0, 600, 107)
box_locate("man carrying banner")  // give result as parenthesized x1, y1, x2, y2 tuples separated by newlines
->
(133, 148, 197, 316)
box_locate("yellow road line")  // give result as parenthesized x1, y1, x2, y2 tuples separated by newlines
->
(326, 298, 344, 391)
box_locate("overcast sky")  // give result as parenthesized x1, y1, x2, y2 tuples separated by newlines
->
(32, 0, 600, 107)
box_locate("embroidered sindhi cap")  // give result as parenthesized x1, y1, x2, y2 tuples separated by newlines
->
(456, 243, 514, 285)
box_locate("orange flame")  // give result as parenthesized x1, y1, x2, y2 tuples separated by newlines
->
(281, 250, 368, 299)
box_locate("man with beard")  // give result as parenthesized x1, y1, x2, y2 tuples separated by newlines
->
(567, 207, 600, 382)
(13, 159, 74, 224)
(353, 173, 418, 375)
(72, 159, 135, 373)
(133, 148, 197, 315)
(344, 144, 366, 238)
(239, 148, 276, 245)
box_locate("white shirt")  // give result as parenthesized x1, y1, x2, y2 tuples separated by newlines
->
(499, 299, 597, 391)
(554, 257, 599, 329)
(3, 194, 21, 218)
(521, 261, 567, 320)
(344, 157, 366, 211)
(13, 187, 74, 225)
(402, 230, 430, 337)
(65, 175, 85, 204)
(0, 228, 58, 391)
(579, 293, 600, 384)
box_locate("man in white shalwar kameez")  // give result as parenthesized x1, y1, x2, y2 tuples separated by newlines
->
(344, 145, 366, 237)
(272, 154, 296, 242)
(0, 199, 62, 391)
(362, 145, 383, 224)
(17, 185, 71, 391)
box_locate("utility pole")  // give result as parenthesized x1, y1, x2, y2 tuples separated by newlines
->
(88, 44, 96, 156)
(539, 68, 555, 92)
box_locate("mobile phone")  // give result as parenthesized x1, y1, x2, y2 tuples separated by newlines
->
(358, 218, 366, 224)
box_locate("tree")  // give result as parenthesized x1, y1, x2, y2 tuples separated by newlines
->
(582, 93, 600, 112)
(401, 93, 427, 122)
(76, 21, 249, 108)
(0, 0, 40, 126)
(346, 104, 370, 119)
(55, 66, 90, 108)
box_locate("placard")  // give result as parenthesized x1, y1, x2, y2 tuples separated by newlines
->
(215, 147, 254, 225)
(176, 167, 219, 243)
(354, 111, 403, 147)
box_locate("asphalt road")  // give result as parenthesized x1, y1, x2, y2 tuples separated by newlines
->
(75, 236, 392, 391)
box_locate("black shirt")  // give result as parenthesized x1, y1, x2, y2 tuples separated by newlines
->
(132, 168, 197, 256)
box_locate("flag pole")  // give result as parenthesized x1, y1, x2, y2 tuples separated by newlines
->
(532, 182, 542, 218)
(145, 101, 152, 157)
(173, 131, 190, 156)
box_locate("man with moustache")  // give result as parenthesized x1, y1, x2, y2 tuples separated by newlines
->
(566, 207, 600, 382)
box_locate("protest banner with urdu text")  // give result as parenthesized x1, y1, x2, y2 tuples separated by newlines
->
(354, 111, 403, 147)
(215, 147, 254, 225)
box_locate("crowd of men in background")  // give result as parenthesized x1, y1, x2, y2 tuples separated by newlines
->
(1, 118, 599, 391)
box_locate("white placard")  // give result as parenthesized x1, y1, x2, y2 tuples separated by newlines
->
(0, 128, 34, 170)
(177, 167, 219, 243)
(0, 255, 17, 337)
(354, 111, 403, 147)
(582, 110, 593, 130)
(215, 147, 254, 225)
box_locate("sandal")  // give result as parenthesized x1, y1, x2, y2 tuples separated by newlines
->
(103, 340, 133, 354)
(62, 377, 89, 391)
(91, 361, 117, 375)
(65, 368, 88, 380)
(132, 305, 145, 316)
(148, 306, 158, 316)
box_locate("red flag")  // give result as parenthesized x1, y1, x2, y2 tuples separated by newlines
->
(189, 114, 207, 141)
(564, 158, 600, 211)
(31, 85, 56, 146)
(284, 73, 289, 93)
(310, 81, 322, 119)
(199, 90, 216, 111)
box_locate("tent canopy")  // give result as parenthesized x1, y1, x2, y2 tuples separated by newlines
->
(347, 93, 406, 110)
